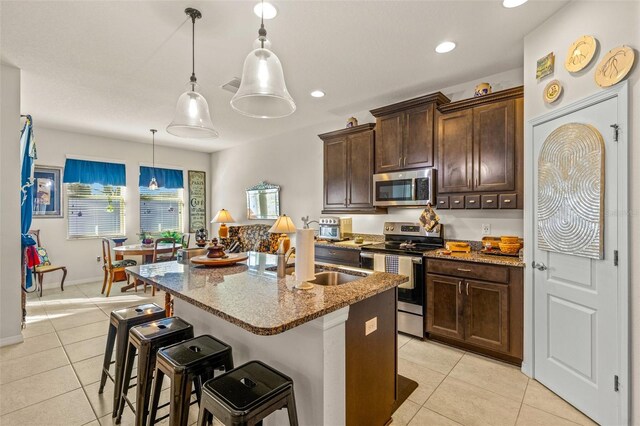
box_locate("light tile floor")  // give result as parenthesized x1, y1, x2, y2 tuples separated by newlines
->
(0, 281, 598, 426)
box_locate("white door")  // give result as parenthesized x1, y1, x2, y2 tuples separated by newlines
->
(532, 96, 621, 425)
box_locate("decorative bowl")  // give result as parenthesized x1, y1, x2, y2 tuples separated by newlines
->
(500, 236, 520, 244)
(499, 242, 521, 254)
(474, 82, 492, 97)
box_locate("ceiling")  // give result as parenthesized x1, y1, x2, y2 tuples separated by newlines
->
(1, 0, 566, 152)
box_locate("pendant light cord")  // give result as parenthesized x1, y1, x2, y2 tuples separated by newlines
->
(191, 13, 196, 86)
(259, 0, 267, 48)
(151, 129, 157, 172)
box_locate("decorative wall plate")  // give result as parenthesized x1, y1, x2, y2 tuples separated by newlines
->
(565, 35, 597, 72)
(594, 45, 635, 87)
(543, 80, 563, 103)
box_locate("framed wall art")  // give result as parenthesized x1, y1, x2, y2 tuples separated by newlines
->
(188, 170, 206, 233)
(536, 52, 555, 80)
(33, 165, 63, 218)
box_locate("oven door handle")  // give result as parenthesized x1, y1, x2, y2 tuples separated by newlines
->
(411, 178, 417, 202)
(359, 252, 374, 259)
(360, 252, 422, 264)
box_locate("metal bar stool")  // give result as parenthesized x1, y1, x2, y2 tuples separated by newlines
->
(115, 316, 194, 426)
(148, 335, 234, 426)
(99, 303, 166, 415)
(196, 360, 299, 426)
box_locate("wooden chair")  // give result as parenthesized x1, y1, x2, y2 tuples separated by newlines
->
(28, 229, 67, 297)
(181, 233, 191, 249)
(145, 237, 178, 296)
(101, 238, 137, 297)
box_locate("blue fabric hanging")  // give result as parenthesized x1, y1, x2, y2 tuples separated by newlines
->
(20, 115, 37, 289)
(63, 159, 126, 186)
(139, 166, 184, 189)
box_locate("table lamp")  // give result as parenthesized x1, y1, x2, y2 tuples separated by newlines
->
(211, 209, 235, 238)
(268, 214, 296, 253)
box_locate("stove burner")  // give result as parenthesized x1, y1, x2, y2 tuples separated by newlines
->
(399, 241, 416, 249)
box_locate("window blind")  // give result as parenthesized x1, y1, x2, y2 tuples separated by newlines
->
(140, 187, 183, 233)
(67, 183, 125, 238)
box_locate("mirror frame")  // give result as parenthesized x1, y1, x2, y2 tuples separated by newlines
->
(246, 181, 281, 220)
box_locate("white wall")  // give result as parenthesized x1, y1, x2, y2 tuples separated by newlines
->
(0, 63, 24, 346)
(210, 68, 525, 241)
(31, 127, 211, 284)
(523, 1, 640, 421)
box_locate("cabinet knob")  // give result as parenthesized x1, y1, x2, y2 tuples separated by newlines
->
(454, 200, 460, 204)
(504, 199, 511, 203)
(469, 200, 476, 204)
(439, 200, 445, 204)
(466, 282, 469, 295)
(457, 268, 471, 272)
(486, 199, 493, 203)
(458, 281, 462, 294)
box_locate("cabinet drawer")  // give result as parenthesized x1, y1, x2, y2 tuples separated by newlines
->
(450, 195, 465, 209)
(315, 245, 361, 267)
(436, 196, 450, 209)
(482, 194, 498, 209)
(499, 194, 517, 209)
(465, 195, 480, 209)
(427, 259, 510, 284)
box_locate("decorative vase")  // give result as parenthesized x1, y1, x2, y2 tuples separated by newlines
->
(206, 238, 226, 258)
(195, 228, 208, 248)
(474, 82, 492, 97)
(346, 117, 358, 128)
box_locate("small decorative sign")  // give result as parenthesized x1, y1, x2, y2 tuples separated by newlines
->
(536, 52, 555, 80)
(188, 170, 206, 233)
(33, 165, 63, 218)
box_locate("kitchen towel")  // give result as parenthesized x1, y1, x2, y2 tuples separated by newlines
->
(398, 256, 414, 289)
(385, 255, 399, 274)
(295, 229, 316, 281)
(373, 254, 386, 272)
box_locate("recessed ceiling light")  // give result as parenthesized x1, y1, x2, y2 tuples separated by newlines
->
(503, 0, 528, 8)
(435, 41, 456, 53)
(254, 2, 278, 19)
(310, 90, 325, 98)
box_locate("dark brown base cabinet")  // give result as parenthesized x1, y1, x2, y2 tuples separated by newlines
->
(426, 259, 523, 364)
(319, 124, 386, 214)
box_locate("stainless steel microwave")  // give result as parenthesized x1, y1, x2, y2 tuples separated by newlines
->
(373, 169, 435, 207)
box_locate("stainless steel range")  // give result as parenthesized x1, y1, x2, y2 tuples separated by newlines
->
(360, 222, 444, 338)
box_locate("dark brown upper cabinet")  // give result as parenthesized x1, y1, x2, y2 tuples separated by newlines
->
(370, 93, 450, 173)
(319, 124, 386, 214)
(436, 86, 524, 209)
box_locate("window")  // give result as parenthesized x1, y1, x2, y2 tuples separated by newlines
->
(139, 187, 183, 233)
(67, 183, 125, 238)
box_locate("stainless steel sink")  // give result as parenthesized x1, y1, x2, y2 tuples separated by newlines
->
(283, 266, 324, 275)
(308, 271, 361, 286)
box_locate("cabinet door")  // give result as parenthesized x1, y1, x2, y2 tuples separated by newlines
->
(437, 109, 473, 193)
(347, 130, 375, 208)
(324, 137, 348, 209)
(375, 112, 404, 173)
(426, 274, 464, 340)
(473, 100, 515, 192)
(464, 279, 509, 352)
(404, 104, 435, 169)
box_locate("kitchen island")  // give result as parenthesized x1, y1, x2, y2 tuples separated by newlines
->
(126, 252, 408, 426)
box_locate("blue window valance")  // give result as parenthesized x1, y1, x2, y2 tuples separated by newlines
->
(63, 159, 126, 186)
(139, 166, 184, 189)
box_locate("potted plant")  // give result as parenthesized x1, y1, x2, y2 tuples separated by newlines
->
(138, 232, 154, 247)
(161, 230, 182, 243)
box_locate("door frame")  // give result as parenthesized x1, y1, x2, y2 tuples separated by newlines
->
(523, 81, 629, 423)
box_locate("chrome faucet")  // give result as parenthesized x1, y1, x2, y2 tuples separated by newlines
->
(277, 247, 296, 278)
(301, 216, 319, 229)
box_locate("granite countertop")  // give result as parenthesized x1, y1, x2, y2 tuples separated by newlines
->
(126, 252, 407, 336)
(424, 249, 526, 268)
(314, 240, 373, 251)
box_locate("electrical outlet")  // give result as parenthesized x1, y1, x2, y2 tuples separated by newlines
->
(482, 224, 491, 235)
(365, 317, 378, 336)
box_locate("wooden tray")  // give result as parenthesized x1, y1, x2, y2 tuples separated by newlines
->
(480, 248, 520, 258)
(190, 253, 249, 267)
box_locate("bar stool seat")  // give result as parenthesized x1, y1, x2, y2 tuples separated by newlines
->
(115, 316, 194, 426)
(99, 303, 166, 415)
(148, 335, 234, 426)
(197, 360, 298, 426)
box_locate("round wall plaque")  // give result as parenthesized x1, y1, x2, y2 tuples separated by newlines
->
(565, 35, 597, 73)
(543, 80, 562, 104)
(594, 45, 635, 88)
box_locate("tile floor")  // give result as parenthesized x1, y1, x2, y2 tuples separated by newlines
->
(0, 281, 597, 426)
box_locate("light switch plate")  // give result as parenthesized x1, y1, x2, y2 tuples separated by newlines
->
(482, 224, 491, 235)
(365, 317, 378, 336)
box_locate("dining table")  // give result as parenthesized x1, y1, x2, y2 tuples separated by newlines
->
(113, 243, 182, 295)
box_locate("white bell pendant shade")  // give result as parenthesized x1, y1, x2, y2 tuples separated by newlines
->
(167, 83, 219, 139)
(231, 47, 296, 119)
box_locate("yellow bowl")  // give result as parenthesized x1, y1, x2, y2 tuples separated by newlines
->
(500, 236, 520, 244)
(499, 242, 521, 254)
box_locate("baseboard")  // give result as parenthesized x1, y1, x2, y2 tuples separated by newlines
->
(0, 333, 24, 347)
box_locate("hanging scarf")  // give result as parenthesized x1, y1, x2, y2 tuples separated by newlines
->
(20, 115, 37, 289)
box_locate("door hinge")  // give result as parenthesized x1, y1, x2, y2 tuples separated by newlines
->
(614, 250, 619, 266)
(611, 124, 619, 142)
(614, 375, 620, 392)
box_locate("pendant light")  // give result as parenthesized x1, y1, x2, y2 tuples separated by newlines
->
(149, 129, 159, 190)
(167, 8, 219, 138)
(230, 0, 296, 118)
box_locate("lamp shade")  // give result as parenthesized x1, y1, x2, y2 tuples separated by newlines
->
(167, 83, 219, 139)
(230, 47, 296, 119)
(268, 214, 296, 234)
(211, 209, 235, 223)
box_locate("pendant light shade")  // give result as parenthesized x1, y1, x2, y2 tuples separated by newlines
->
(149, 129, 159, 190)
(167, 83, 219, 138)
(231, 47, 296, 118)
(148, 177, 159, 191)
(231, 0, 295, 119)
(167, 8, 219, 139)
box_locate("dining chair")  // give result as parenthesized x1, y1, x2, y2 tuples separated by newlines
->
(145, 237, 178, 296)
(181, 233, 191, 249)
(101, 238, 137, 297)
(28, 229, 68, 297)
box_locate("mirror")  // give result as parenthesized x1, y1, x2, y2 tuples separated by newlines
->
(246, 181, 280, 220)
